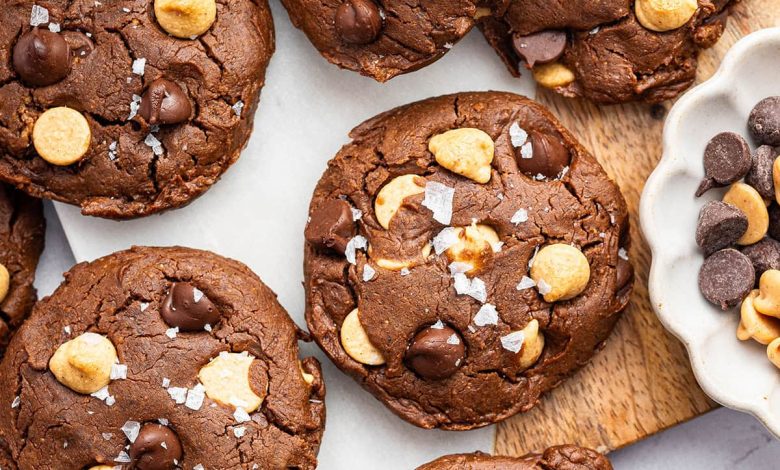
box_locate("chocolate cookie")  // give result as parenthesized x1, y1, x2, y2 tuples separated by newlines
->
(0, 247, 325, 469)
(417, 446, 612, 470)
(304, 92, 632, 429)
(480, 0, 734, 104)
(0, 184, 45, 355)
(280, 0, 492, 82)
(0, 1, 274, 218)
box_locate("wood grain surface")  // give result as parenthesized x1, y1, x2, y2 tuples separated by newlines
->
(496, 1, 780, 456)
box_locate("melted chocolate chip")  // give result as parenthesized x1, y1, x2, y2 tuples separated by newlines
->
(695, 201, 748, 255)
(335, 0, 383, 45)
(12, 28, 71, 86)
(139, 79, 192, 125)
(696, 132, 751, 196)
(128, 423, 183, 470)
(698, 248, 754, 310)
(516, 131, 571, 179)
(512, 30, 567, 68)
(749, 96, 780, 146)
(404, 324, 465, 380)
(305, 199, 354, 254)
(616, 257, 634, 294)
(161, 282, 220, 331)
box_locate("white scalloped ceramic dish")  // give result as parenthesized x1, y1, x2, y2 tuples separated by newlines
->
(641, 28, 780, 437)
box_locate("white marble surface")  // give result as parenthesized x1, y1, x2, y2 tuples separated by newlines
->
(36, 200, 780, 467)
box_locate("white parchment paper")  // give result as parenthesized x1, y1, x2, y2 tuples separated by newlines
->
(55, 2, 535, 468)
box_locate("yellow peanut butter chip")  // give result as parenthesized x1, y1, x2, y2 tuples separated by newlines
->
(533, 63, 576, 89)
(154, 0, 217, 39)
(0, 264, 9, 304)
(49, 332, 117, 394)
(374, 174, 426, 230)
(33, 107, 91, 166)
(530, 244, 590, 302)
(635, 0, 698, 32)
(198, 351, 264, 412)
(340, 308, 385, 365)
(429, 128, 494, 184)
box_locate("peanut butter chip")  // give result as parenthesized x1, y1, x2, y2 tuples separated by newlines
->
(33, 107, 91, 166)
(532, 63, 576, 89)
(198, 351, 264, 412)
(0, 263, 9, 303)
(49, 332, 117, 394)
(340, 308, 385, 365)
(154, 0, 217, 38)
(635, 0, 698, 32)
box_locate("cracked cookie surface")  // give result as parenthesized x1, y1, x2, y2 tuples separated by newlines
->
(280, 0, 492, 82)
(417, 446, 613, 470)
(480, 0, 734, 104)
(0, 246, 325, 469)
(0, 184, 44, 356)
(0, 0, 274, 219)
(303, 92, 633, 430)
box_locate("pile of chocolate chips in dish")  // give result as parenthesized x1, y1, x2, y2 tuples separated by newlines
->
(695, 96, 780, 369)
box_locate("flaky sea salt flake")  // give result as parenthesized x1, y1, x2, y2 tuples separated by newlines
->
(11, 396, 20, 408)
(452, 273, 487, 303)
(433, 227, 460, 255)
(30, 5, 49, 26)
(121, 421, 141, 443)
(234, 407, 251, 423)
(501, 331, 525, 353)
(536, 279, 552, 295)
(232, 101, 244, 117)
(344, 235, 367, 264)
(509, 122, 528, 148)
(511, 208, 528, 225)
(128, 95, 142, 119)
(167, 387, 187, 404)
(233, 426, 246, 438)
(400, 268, 410, 276)
(132, 58, 146, 76)
(473, 304, 498, 326)
(516, 276, 536, 290)
(520, 142, 533, 159)
(144, 133, 164, 156)
(351, 208, 363, 220)
(448, 262, 473, 275)
(110, 363, 127, 380)
(618, 247, 629, 260)
(422, 182, 454, 225)
(362, 264, 375, 282)
(48, 23, 60, 32)
(185, 385, 205, 410)
(165, 327, 178, 339)
(115, 451, 132, 463)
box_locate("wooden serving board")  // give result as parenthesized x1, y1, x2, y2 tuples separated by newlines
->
(496, 1, 780, 456)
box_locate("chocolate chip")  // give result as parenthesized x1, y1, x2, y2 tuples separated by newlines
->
(616, 257, 634, 294)
(12, 28, 71, 87)
(404, 323, 465, 380)
(745, 145, 777, 199)
(769, 204, 780, 240)
(511, 30, 567, 68)
(161, 282, 220, 331)
(741, 237, 780, 281)
(695, 201, 748, 255)
(749, 97, 780, 146)
(139, 79, 192, 125)
(335, 0, 383, 45)
(698, 248, 755, 310)
(305, 199, 354, 254)
(128, 423, 183, 470)
(516, 131, 571, 179)
(695, 132, 752, 196)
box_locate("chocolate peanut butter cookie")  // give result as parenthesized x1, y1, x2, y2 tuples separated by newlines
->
(0, 247, 325, 469)
(0, 1, 274, 218)
(480, 0, 734, 104)
(304, 92, 632, 429)
(417, 446, 613, 470)
(280, 0, 494, 82)
(0, 184, 44, 355)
